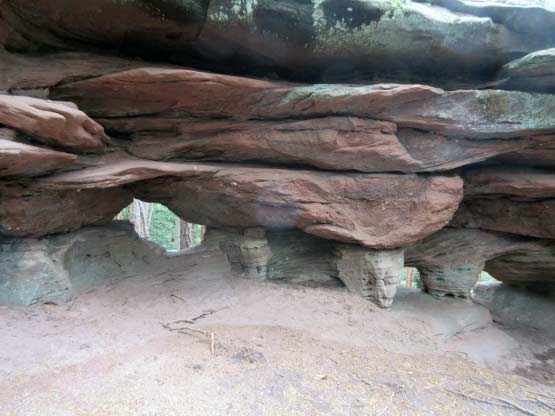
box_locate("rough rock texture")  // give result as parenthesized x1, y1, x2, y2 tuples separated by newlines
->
(131, 165, 463, 249)
(473, 283, 555, 334)
(54, 68, 555, 139)
(485, 243, 555, 288)
(1, 1, 555, 311)
(0, 50, 142, 92)
(498, 48, 555, 92)
(0, 135, 76, 177)
(335, 246, 403, 308)
(0, 183, 132, 238)
(0, 223, 166, 305)
(218, 228, 272, 279)
(266, 231, 340, 287)
(4, 0, 554, 85)
(126, 118, 533, 173)
(453, 167, 555, 239)
(0, 94, 109, 151)
(406, 228, 555, 297)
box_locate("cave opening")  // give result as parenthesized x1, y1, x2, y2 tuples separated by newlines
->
(115, 199, 205, 252)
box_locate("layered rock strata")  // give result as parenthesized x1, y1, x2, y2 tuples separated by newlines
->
(1, 1, 555, 311)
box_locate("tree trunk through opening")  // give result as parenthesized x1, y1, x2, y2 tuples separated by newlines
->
(129, 199, 153, 239)
(176, 220, 194, 250)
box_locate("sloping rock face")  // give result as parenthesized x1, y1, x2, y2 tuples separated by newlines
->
(1, 0, 555, 311)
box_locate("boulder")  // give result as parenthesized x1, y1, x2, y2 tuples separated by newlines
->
(0, 94, 109, 151)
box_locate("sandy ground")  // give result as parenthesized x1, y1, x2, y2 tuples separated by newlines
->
(1, 250, 554, 416)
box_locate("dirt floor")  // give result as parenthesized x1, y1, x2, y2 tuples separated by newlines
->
(1, 250, 554, 415)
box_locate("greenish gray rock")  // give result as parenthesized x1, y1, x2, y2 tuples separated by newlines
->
(498, 48, 555, 92)
(334, 246, 404, 308)
(4, 0, 554, 84)
(473, 282, 555, 335)
(0, 223, 165, 305)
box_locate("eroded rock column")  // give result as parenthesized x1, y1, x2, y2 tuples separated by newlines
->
(334, 246, 404, 308)
(217, 228, 273, 280)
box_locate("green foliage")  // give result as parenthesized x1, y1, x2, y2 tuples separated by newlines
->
(400, 267, 423, 289)
(149, 204, 179, 250)
(115, 202, 203, 251)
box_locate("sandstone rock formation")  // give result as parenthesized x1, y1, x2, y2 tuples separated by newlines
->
(0, 223, 180, 305)
(3, 0, 554, 85)
(498, 48, 555, 92)
(1, 0, 555, 312)
(406, 228, 555, 297)
(473, 283, 555, 333)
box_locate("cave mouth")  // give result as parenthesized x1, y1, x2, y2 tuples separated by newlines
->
(115, 199, 205, 252)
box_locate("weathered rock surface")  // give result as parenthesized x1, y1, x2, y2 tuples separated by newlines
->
(4, 0, 554, 85)
(406, 228, 555, 297)
(0, 223, 168, 305)
(218, 228, 273, 279)
(0, 50, 142, 92)
(0, 135, 76, 177)
(498, 48, 555, 92)
(2, 0, 209, 54)
(453, 167, 555, 239)
(473, 283, 555, 334)
(0, 95, 109, 151)
(53, 68, 555, 139)
(0, 183, 132, 238)
(494, 134, 555, 168)
(335, 246, 403, 308)
(131, 164, 463, 249)
(485, 243, 555, 288)
(266, 231, 340, 287)
(126, 117, 532, 173)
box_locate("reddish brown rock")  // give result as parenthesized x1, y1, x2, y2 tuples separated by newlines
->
(495, 134, 555, 169)
(464, 167, 555, 199)
(131, 164, 463, 249)
(453, 167, 555, 239)
(0, 50, 142, 91)
(126, 117, 531, 173)
(53, 68, 555, 139)
(0, 136, 76, 177)
(452, 199, 555, 240)
(0, 95, 109, 151)
(0, 182, 132, 238)
(26, 154, 463, 247)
